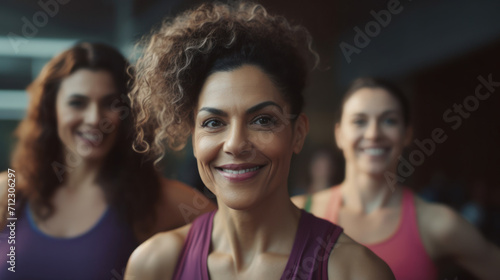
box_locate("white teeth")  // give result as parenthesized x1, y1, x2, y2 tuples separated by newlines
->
(79, 132, 101, 142)
(364, 148, 385, 156)
(222, 166, 260, 174)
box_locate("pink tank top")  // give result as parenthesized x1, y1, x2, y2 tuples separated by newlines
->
(325, 186, 437, 280)
(172, 210, 343, 280)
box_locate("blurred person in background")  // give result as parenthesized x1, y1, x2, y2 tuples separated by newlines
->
(0, 42, 215, 280)
(125, 2, 393, 279)
(293, 77, 500, 279)
(297, 149, 337, 209)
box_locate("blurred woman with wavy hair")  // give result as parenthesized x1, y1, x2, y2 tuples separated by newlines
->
(125, 2, 393, 279)
(0, 42, 215, 280)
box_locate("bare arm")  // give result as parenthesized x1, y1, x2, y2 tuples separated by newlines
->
(422, 201, 500, 280)
(125, 226, 189, 280)
(290, 194, 306, 208)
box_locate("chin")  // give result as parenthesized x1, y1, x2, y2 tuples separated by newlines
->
(217, 190, 262, 211)
(359, 164, 390, 176)
(77, 145, 112, 162)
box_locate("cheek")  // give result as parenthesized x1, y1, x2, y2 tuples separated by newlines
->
(56, 108, 78, 134)
(254, 131, 293, 162)
(193, 133, 220, 165)
(100, 113, 122, 134)
(385, 126, 406, 144)
(341, 128, 361, 148)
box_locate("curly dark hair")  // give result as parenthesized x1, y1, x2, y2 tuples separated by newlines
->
(131, 1, 318, 163)
(9, 42, 160, 233)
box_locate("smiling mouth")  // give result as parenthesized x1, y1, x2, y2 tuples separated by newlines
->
(215, 164, 265, 182)
(219, 166, 261, 174)
(76, 131, 103, 146)
(361, 148, 389, 156)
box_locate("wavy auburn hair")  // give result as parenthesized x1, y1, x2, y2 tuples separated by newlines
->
(131, 1, 318, 163)
(10, 42, 160, 232)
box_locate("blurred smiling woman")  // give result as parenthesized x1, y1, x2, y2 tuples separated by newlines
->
(0, 42, 214, 280)
(293, 77, 500, 280)
(125, 2, 394, 279)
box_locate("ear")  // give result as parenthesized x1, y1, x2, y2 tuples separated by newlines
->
(292, 113, 309, 154)
(404, 126, 413, 146)
(334, 122, 343, 150)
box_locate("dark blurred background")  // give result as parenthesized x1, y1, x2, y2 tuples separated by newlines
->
(1, 0, 499, 278)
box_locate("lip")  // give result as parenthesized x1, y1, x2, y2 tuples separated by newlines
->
(215, 163, 265, 183)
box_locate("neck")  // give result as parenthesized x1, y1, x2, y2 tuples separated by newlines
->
(213, 187, 300, 271)
(61, 156, 103, 191)
(341, 164, 398, 213)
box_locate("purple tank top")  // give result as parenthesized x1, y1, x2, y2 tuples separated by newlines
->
(173, 209, 343, 280)
(0, 203, 138, 280)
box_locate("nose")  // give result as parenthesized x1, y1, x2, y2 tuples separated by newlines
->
(223, 122, 252, 157)
(84, 103, 101, 126)
(364, 120, 381, 140)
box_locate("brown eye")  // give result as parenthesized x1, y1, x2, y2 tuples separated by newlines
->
(202, 119, 224, 128)
(383, 118, 398, 125)
(68, 100, 85, 108)
(252, 115, 277, 127)
(352, 119, 366, 126)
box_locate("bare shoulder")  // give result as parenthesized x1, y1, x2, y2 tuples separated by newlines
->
(290, 193, 306, 208)
(329, 233, 394, 280)
(415, 194, 500, 278)
(415, 196, 464, 241)
(125, 224, 191, 280)
(415, 195, 480, 257)
(311, 187, 334, 205)
(156, 178, 216, 229)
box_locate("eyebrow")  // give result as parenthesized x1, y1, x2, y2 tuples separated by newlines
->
(68, 94, 88, 99)
(350, 110, 401, 117)
(198, 107, 228, 117)
(198, 101, 283, 117)
(246, 101, 283, 114)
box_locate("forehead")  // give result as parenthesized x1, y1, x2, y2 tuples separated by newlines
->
(342, 87, 402, 116)
(196, 65, 286, 110)
(58, 69, 117, 97)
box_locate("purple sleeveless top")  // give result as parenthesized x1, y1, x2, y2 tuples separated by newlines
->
(173, 210, 343, 280)
(0, 203, 138, 280)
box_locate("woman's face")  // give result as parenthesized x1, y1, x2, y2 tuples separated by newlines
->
(335, 87, 409, 175)
(56, 69, 121, 162)
(193, 65, 308, 210)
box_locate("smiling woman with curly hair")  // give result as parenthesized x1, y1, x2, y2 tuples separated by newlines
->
(125, 2, 394, 279)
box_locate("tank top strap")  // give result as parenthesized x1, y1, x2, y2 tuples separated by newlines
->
(172, 210, 215, 280)
(365, 188, 438, 280)
(401, 188, 418, 234)
(324, 185, 342, 224)
(282, 210, 343, 280)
